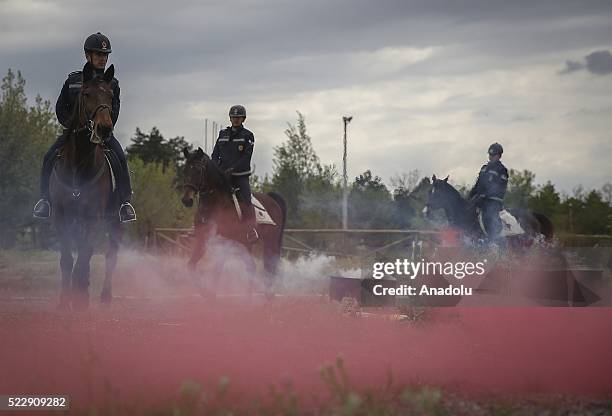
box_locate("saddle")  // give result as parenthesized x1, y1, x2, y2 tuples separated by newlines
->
(53, 146, 119, 194)
(477, 208, 524, 237)
(230, 188, 276, 225)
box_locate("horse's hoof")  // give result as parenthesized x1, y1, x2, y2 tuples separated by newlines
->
(197, 286, 216, 299)
(100, 291, 112, 305)
(57, 300, 71, 311)
(72, 293, 90, 311)
(58, 292, 72, 310)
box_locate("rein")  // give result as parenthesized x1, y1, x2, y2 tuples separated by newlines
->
(54, 85, 111, 199)
(184, 160, 208, 194)
(52, 156, 107, 199)
(72, 91, 112, 145)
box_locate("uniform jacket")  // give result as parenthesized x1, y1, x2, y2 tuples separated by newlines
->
(469, 159, 509, 201)
(211, 125, 254, 176)
(55, 69, 120, 128)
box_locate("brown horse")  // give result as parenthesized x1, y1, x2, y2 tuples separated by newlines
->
(50, 62, 122, 310)
(181, 148, 286, 296)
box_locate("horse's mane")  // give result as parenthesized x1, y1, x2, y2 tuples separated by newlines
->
(436, 179, 464, 202)
(67, 89, 84, 134)
(198, 152, 232, 193)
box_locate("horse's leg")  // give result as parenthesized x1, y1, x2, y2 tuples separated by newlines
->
(262, 227, 281, 298)
(58, 228, 74, 309)
(243, 243, 257, 296)
(189, 223, 214, 297)
(101, 220, 122, 305)
(72, 223, 94, 310)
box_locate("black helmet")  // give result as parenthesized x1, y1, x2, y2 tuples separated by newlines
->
(488, 142, 503, 156)
(229, 105, 246, 118)
(84, 32, 112, 53)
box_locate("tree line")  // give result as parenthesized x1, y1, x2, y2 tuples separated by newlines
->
(1, 70, 611, 248)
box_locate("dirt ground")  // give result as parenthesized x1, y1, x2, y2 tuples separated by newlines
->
(1, 250, 611, 414)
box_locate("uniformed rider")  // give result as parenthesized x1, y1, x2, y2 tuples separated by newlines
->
(468, 142, 509, 240)
(33, 32, 136, 222)
(211, 105, 258, 243)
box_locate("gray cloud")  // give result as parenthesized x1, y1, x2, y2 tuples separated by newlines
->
(585, 50, 612, 75)
(560, 50, 612, 75)
(560, 59, 585, 74)
(2, 0, 612, 192)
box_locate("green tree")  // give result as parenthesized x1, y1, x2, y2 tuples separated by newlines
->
(529, 181, 560, 218)
(505, 169, 536, 208)
(349, 170, 394, 229)
(0, 69, 59, 248)
(575, 190, 610, 235)
(128, 158, 193, 244)
(274, 112, 322, 178)
(301, 165, 342, 228)
(271, 112, 340, 227)
(126, 126, 193, 185)
(127, 127, 192, 170)
(390, 170, 422, 228)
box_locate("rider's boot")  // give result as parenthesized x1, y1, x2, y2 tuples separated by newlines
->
(244, 204, 259, 243)
(117, 160, 136, 223)
(33, 156, 55, 219)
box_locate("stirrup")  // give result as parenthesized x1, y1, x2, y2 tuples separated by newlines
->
(246, 227, 259, 243)
(33, 199, 51, 218)
(119, 202, 137, 223)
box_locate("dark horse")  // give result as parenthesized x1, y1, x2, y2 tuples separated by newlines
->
(50, 62, 122, 310)
(424, 175, 554, 247)
(181, 147, 287, 295)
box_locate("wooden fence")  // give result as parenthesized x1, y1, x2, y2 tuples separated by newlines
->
(152, 227, 445, 258)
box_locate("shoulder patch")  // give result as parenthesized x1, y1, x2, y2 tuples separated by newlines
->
(67, 71, 82, 84)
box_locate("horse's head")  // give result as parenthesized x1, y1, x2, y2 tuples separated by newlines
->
(79, 62, 115, 143)
(181, 147, 207, 207)
(423, 174, 451, 218)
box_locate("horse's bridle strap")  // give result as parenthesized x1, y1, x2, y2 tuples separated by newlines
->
(185, 161, 207, 193)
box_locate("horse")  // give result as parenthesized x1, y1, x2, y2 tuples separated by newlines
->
(49, 62, 122, 310)
(423, 175, 553, 249)
(181, 147, 287, 296)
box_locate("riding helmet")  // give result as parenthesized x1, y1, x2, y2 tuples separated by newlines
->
(229, 105, 246, 118)
(84, 32, 112, 53)
(488, 142, 503, 156)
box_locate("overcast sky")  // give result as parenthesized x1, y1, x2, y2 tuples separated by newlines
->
(2, 0, 611, 193)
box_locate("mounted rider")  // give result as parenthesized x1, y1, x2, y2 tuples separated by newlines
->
(468, 142, 509, 241)
(33, 32, 136, 222)
(211, 105, 258, 243)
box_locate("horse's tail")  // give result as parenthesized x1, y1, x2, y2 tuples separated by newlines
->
(532, 211, 554, 242)
(267, 191, 287, 247)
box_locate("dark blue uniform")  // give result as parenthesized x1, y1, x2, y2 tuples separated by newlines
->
(40, 69, 131, 202)
(469, 160, 509, 239)
(211, 125, 255, 220)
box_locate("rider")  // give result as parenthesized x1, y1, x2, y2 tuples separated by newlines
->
(33, 32, 136, 223)
(211, 105, 258, 243)
(468, 142, 508, 242)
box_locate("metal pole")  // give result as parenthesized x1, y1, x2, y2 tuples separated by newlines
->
(204, 118, 208, 153)
(342, 116, 352, 230)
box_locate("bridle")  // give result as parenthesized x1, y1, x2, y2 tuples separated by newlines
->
(184, 159, 208, 194)
(56, 83, 112, 200)
(73, 85, 113, 145)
